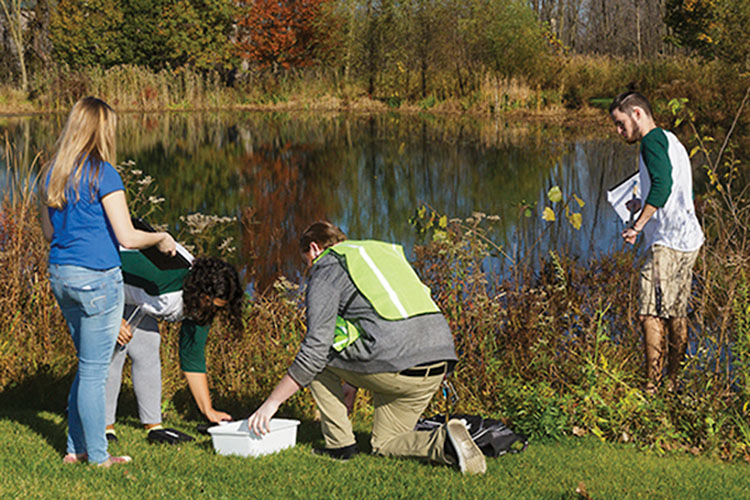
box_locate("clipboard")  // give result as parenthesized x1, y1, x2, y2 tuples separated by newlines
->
(131, 217, 193, 270)
(606, 171, 640, 225)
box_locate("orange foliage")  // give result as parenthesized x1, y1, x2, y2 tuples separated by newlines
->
(235, 0, 327, 70)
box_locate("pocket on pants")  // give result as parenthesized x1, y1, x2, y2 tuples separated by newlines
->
(66, 272, 123, 317)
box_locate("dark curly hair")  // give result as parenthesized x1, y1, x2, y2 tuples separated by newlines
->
(182, 257, 244, 327)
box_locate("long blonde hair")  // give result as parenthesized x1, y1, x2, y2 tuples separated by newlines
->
(44, 97, 117, 209)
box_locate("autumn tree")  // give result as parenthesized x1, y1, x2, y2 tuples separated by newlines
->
(465, 0, 551, 81)
(235, 0, 326, 71)
(50, 0, 234, 71)
(118, 0, 235, 71)
(402, 0, 448, 99)
(530, 0, 669, 57)
(160, 0, 236, 71)
(50, 0, 123, 68)
(665, 0, 750, 69)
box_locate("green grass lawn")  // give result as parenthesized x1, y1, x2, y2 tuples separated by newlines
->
(1, 410, 748, 499)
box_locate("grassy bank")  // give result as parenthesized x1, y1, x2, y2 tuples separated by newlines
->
(1, 409, 748, 499)
(1, 57, 748, 128)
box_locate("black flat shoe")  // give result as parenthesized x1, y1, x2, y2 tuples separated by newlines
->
(147, 428, 195, 445)
(312, 444, 359, 461)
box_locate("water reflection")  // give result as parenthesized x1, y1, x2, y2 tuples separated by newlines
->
(1, 111, 637, 292)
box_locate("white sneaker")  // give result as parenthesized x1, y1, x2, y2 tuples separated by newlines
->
(446, 419, 486, 475)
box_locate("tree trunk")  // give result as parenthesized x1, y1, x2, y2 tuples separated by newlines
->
(344, 0, 356, 81)
(1, 0, 28, 93)
(635, 0, 642, 60)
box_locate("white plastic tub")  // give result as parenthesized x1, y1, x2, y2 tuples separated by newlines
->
(208, 418, 301, 457)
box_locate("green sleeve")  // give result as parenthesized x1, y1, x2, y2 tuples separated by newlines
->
(179, 319, 209, 373)
(641, 129, 673, 208)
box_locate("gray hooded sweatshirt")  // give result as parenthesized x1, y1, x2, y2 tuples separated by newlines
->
(287, 252, 457, 387)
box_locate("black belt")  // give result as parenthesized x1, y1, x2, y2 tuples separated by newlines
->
(399, 363, 447, 377)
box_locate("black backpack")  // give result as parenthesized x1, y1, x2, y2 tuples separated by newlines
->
(416, 414, 528, 457)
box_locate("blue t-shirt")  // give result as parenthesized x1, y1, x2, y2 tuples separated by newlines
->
(47, 159, 125, 270)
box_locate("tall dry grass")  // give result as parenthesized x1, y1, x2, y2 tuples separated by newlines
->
(0, 136, 74, 393)
(2, 56, 747, 122)
(27, 65, 238, 112)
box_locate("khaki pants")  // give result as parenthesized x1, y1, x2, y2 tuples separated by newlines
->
(309, 363, 450, 464)
(639, 244, 700, 318)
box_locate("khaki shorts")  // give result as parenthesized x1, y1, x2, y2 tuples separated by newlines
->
(639, 244, 699, 318)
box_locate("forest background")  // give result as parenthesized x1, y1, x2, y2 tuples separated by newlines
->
(2, 0, 750, 468)
(1, 0, 749, 119)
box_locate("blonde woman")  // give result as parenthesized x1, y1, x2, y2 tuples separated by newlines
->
(40, 97, 176, 467)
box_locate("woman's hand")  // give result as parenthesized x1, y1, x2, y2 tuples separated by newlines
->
(205, 408, 232, 424)
(102, 190, 177, 252)
(156, 232, 177, 256)
(117, 319, 133, 346)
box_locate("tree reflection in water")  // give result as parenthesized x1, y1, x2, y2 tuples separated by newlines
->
(1, 112, 637, 294)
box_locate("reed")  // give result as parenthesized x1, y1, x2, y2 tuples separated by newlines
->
(0, 135, 74, 393)
(2, 57, 748, 123)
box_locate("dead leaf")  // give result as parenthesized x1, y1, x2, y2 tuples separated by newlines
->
(576, 481, 592, 500)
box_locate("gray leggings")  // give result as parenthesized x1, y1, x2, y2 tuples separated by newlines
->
(105, 305, 162, 426)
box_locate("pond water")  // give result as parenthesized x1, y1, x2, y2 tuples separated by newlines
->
(1, 111, 640, 292)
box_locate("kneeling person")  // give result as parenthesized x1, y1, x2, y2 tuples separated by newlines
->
(106, 250, 243, 443)
(248, 221, 485, 474)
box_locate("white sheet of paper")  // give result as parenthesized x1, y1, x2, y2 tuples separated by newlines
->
(607, 172, 641, 224)
(174, 242, 194, 265)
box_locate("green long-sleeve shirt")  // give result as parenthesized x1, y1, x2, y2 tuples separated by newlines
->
(121, 250, 209, 373)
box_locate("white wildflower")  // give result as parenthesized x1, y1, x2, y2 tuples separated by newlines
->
(137, 176, 153, 186)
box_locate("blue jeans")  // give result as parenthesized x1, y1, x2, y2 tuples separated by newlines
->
(49, 264, 124, 464)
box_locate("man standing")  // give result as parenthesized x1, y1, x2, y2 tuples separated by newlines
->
(610, 91, 704, 393)
(247, 221, 486, 474)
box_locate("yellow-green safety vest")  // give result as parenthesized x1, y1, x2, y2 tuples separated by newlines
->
(319, 240, 440, 351)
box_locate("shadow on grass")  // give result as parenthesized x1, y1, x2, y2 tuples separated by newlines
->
(0, 366, 374, 457)
(295, 420, 372, 453)
(0, 366, 72, 411)
(0, 367, 75, 455)
(0, 408, 70, 455)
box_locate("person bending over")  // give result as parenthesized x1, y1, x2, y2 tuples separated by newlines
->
(105, 252, 243, 443)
